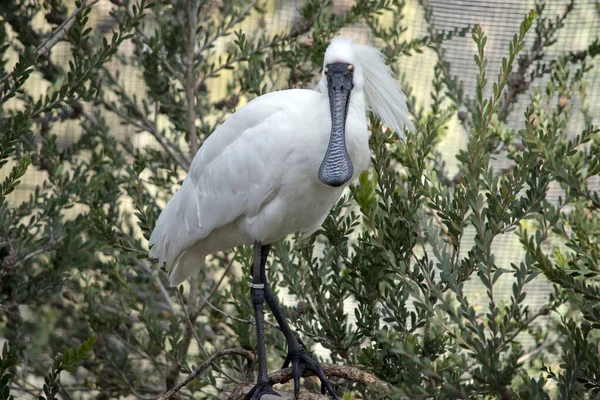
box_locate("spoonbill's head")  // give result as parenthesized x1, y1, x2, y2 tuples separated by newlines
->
(317, 38, 414, 188)
(320, 38, 365, 93)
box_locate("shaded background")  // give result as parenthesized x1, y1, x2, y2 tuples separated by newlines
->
(5, 0, 600, 351)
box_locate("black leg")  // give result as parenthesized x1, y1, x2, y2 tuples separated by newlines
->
(259, 245, 340, 400)
(244, 242, 279, 400)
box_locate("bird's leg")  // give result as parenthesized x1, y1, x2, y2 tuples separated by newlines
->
(259, 245, 340, 400)
(244, 242, 279, 400)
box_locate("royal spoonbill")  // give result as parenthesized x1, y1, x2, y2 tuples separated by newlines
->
(149, 37, 414, 399)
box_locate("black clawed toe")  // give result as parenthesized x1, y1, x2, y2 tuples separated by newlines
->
(244, 382, 280, 400)
(282, 349, 340, 400)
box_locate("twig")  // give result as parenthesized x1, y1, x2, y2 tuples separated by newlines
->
(107, 357, 159, 400)
(157, 348, 254, 400)
(38, 0, 100, 56)
(417, 0, 468, 128)
(176, 287, 203, 348)
(175, 260, 249, 386)
(7, 236, 66, 269)
(58, 381, 75, 400)
(197, 256, 235, 315)
(139, 262, 179, 316)
(127, 9, 184, 83)
(199, 293, 279, 329)
(100, 69, 191, 170)
(497, 0, 575, 120)
(305, 294, 319, 316)
(195, 0, 258, 56)
(155, 276, 179, 316)
(518, 336, 564, 364)
(167, 274, 201, 390)
(100, 97, 190, 171)
(99, 304, 141, 324)
(196, 14, 312, 90)
(0, 0, 100, 87)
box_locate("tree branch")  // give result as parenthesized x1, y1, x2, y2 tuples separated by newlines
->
(38, 0, 100, 57)
(228, 363, 390, 400)
(517, 336, 564, 364)
(268, 363, 385, 387)
(157, 348, 254, 400)
(100, 97, 191, 171)
(166, 275, 199, 391)
(0, 0, 100, 87)
(195, 0, 258, 56)
(197, 255, 235, 315)
(497, 0, 575, 120)
(139, 262, 180, 316)
(198, 293, 279, 329)
(196, 15, 312, 90)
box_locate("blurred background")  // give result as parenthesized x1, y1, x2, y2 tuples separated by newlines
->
(9, 0, 599, 310)
(3, 0, 600, 364)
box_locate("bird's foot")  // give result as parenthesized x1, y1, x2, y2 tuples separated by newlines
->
(243, 381, 280, 400)
(282, 349, 340, 399)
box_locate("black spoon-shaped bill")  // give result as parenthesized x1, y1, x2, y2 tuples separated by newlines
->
(318, 62, 354, 187)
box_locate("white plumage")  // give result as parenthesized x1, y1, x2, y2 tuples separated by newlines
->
(148, 38, 414, 286)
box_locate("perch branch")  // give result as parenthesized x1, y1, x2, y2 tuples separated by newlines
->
(229, 388, 329, 400)
(268, 363, 385, 387)
(228, 363, 390, 400)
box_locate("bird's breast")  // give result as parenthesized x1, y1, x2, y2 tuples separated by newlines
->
(241, 90, 369, 243)
(295, 96, 369, 184)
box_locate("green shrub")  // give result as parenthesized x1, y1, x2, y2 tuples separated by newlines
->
(1, 0, 599, 398)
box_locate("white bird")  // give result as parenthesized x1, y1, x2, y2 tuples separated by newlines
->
(149, 37, 414, 400)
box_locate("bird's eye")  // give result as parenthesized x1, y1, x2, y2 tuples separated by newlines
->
(348, 64, 354, 73)
(324, 67, 328, 75)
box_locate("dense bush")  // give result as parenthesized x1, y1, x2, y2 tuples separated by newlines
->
(1, 0, 599, 399)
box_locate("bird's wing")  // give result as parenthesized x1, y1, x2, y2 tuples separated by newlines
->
(148, 89, 317, 271)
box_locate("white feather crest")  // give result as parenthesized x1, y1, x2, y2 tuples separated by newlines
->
(322, 38, 415, 139)
(354, 43, 415, 138)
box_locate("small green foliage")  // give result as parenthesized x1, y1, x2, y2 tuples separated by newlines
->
(60, 336, 96, 374)
(40, 337, 96, 400)
(0, 156, 30, 209)
(0, 343, 17, 400)
(1, 1, 599, 399)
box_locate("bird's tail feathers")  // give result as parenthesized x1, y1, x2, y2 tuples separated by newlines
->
(148, 188, 198, 276)
(169, 246, 206, 286)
